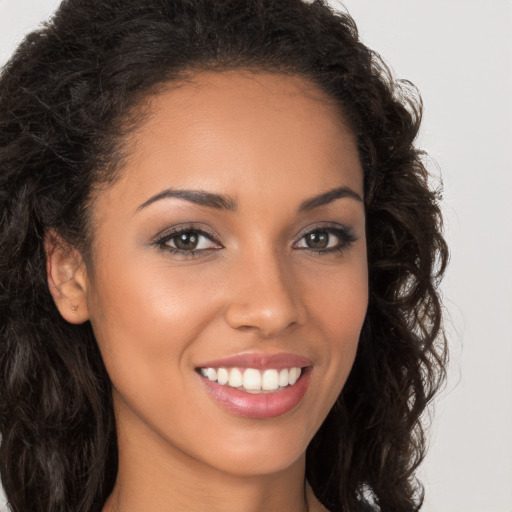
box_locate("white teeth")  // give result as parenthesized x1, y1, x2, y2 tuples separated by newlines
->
(200, 366, 302, 392)
(217, 367, 229, 385)
(206, 368, 217, 382)
(243, 368, 261, 390)
(262, 369, 279, 391)
(228, 368, 243, 388)
(278, 368, 289, 387)
(289, 367, 301, 385)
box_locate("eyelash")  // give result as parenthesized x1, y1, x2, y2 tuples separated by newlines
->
(154, 226, 221, 259)
(294, 224, 358, 255)
(154, 224, 358, 259)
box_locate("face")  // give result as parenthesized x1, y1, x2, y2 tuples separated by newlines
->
(83, 71, 368, 478)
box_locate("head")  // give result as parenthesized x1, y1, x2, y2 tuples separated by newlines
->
(0, 1, 447, 512)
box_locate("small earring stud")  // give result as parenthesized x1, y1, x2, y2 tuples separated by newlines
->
(71, 305, 78, 312)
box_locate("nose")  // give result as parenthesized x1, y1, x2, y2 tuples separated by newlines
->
(224, 249, 305, 338)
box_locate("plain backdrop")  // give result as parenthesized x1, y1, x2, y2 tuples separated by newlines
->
(1, 1, 511, 511)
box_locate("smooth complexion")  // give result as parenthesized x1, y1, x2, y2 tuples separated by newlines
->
(48, 71, 368, 512)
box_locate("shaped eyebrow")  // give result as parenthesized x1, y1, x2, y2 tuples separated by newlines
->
(298, 186, 363, 212)
(136, 185, 362, 213)
(136, 188, 237, 212)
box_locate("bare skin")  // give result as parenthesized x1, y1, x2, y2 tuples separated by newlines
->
(104, 479, 326, 512)
(47, 70, 367, 512)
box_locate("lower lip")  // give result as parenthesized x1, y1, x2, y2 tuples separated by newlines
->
(199, 369, 311, 419)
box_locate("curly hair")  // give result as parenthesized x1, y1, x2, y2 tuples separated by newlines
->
(0, 1, 448, 511)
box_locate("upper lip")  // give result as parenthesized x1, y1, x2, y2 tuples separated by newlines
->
(196, 352, 313, 370)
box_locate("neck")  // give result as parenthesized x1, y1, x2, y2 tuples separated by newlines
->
(103, 417, 325, 512)
(104, 463, 316, 512)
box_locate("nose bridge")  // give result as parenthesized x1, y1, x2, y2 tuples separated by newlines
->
(224, 243, 302, 337)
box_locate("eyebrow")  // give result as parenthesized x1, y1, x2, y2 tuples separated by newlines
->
(137, 188, 237, 212)
(136, 185, 362, 213)
(298, 186, 363, 212)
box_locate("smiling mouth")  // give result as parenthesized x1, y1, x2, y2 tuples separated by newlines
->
(198, 367, 302, 394)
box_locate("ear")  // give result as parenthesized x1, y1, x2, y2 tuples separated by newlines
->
(45, 230, 90, 324)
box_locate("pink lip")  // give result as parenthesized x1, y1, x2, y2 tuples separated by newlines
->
(196, 352, 312, 370)
(196, 352, 312, 419)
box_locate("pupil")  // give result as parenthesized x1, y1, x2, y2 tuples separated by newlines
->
(306, 231, 329, 249)
(175, 231, 198, 250)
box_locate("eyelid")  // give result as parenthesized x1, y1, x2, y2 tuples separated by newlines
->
(152, 222, 357, 257)
(153, 224, 223, 254)
(153, 223, 221, 244)
(293, 222, 354, 242)
(292, 222, 358, 252)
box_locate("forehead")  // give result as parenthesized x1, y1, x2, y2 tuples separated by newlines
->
(95, 70, 363, 216)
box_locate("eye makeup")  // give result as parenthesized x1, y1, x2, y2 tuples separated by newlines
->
(292, 223, 358, 255)
(152, 221, 358, 260)
(153, 224, 223, 259)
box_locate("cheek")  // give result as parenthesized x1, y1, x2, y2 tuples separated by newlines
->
(86, 258, 224, 447)
(302, 251, 368, 380)
(303, 251, 368, 339)
(86, 254, 220, 387)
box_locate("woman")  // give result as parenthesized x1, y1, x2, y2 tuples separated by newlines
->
(0, 1, 448, 511)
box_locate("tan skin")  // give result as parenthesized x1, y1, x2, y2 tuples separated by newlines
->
(47, 71, 368, 512)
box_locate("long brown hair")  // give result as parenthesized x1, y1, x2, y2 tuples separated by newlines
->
(0, 1, 448, 510)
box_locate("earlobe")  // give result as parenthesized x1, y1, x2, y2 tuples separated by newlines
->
(45, 231, 90, 324)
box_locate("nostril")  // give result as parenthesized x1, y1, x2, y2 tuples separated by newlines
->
(223, 260, 304, 336)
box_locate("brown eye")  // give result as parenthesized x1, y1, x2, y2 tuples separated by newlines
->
(173, 231, 200, 250)
(303, 230, 330, 249)
(157, 228, 221, 254)
(294, 226, 358, 254)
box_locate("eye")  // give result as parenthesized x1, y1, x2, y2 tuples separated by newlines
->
(294, 225, 357, 254)
(155, 227, 221, 256)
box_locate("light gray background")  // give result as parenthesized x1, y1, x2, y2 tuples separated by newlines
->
(1, 1, 511, 511)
